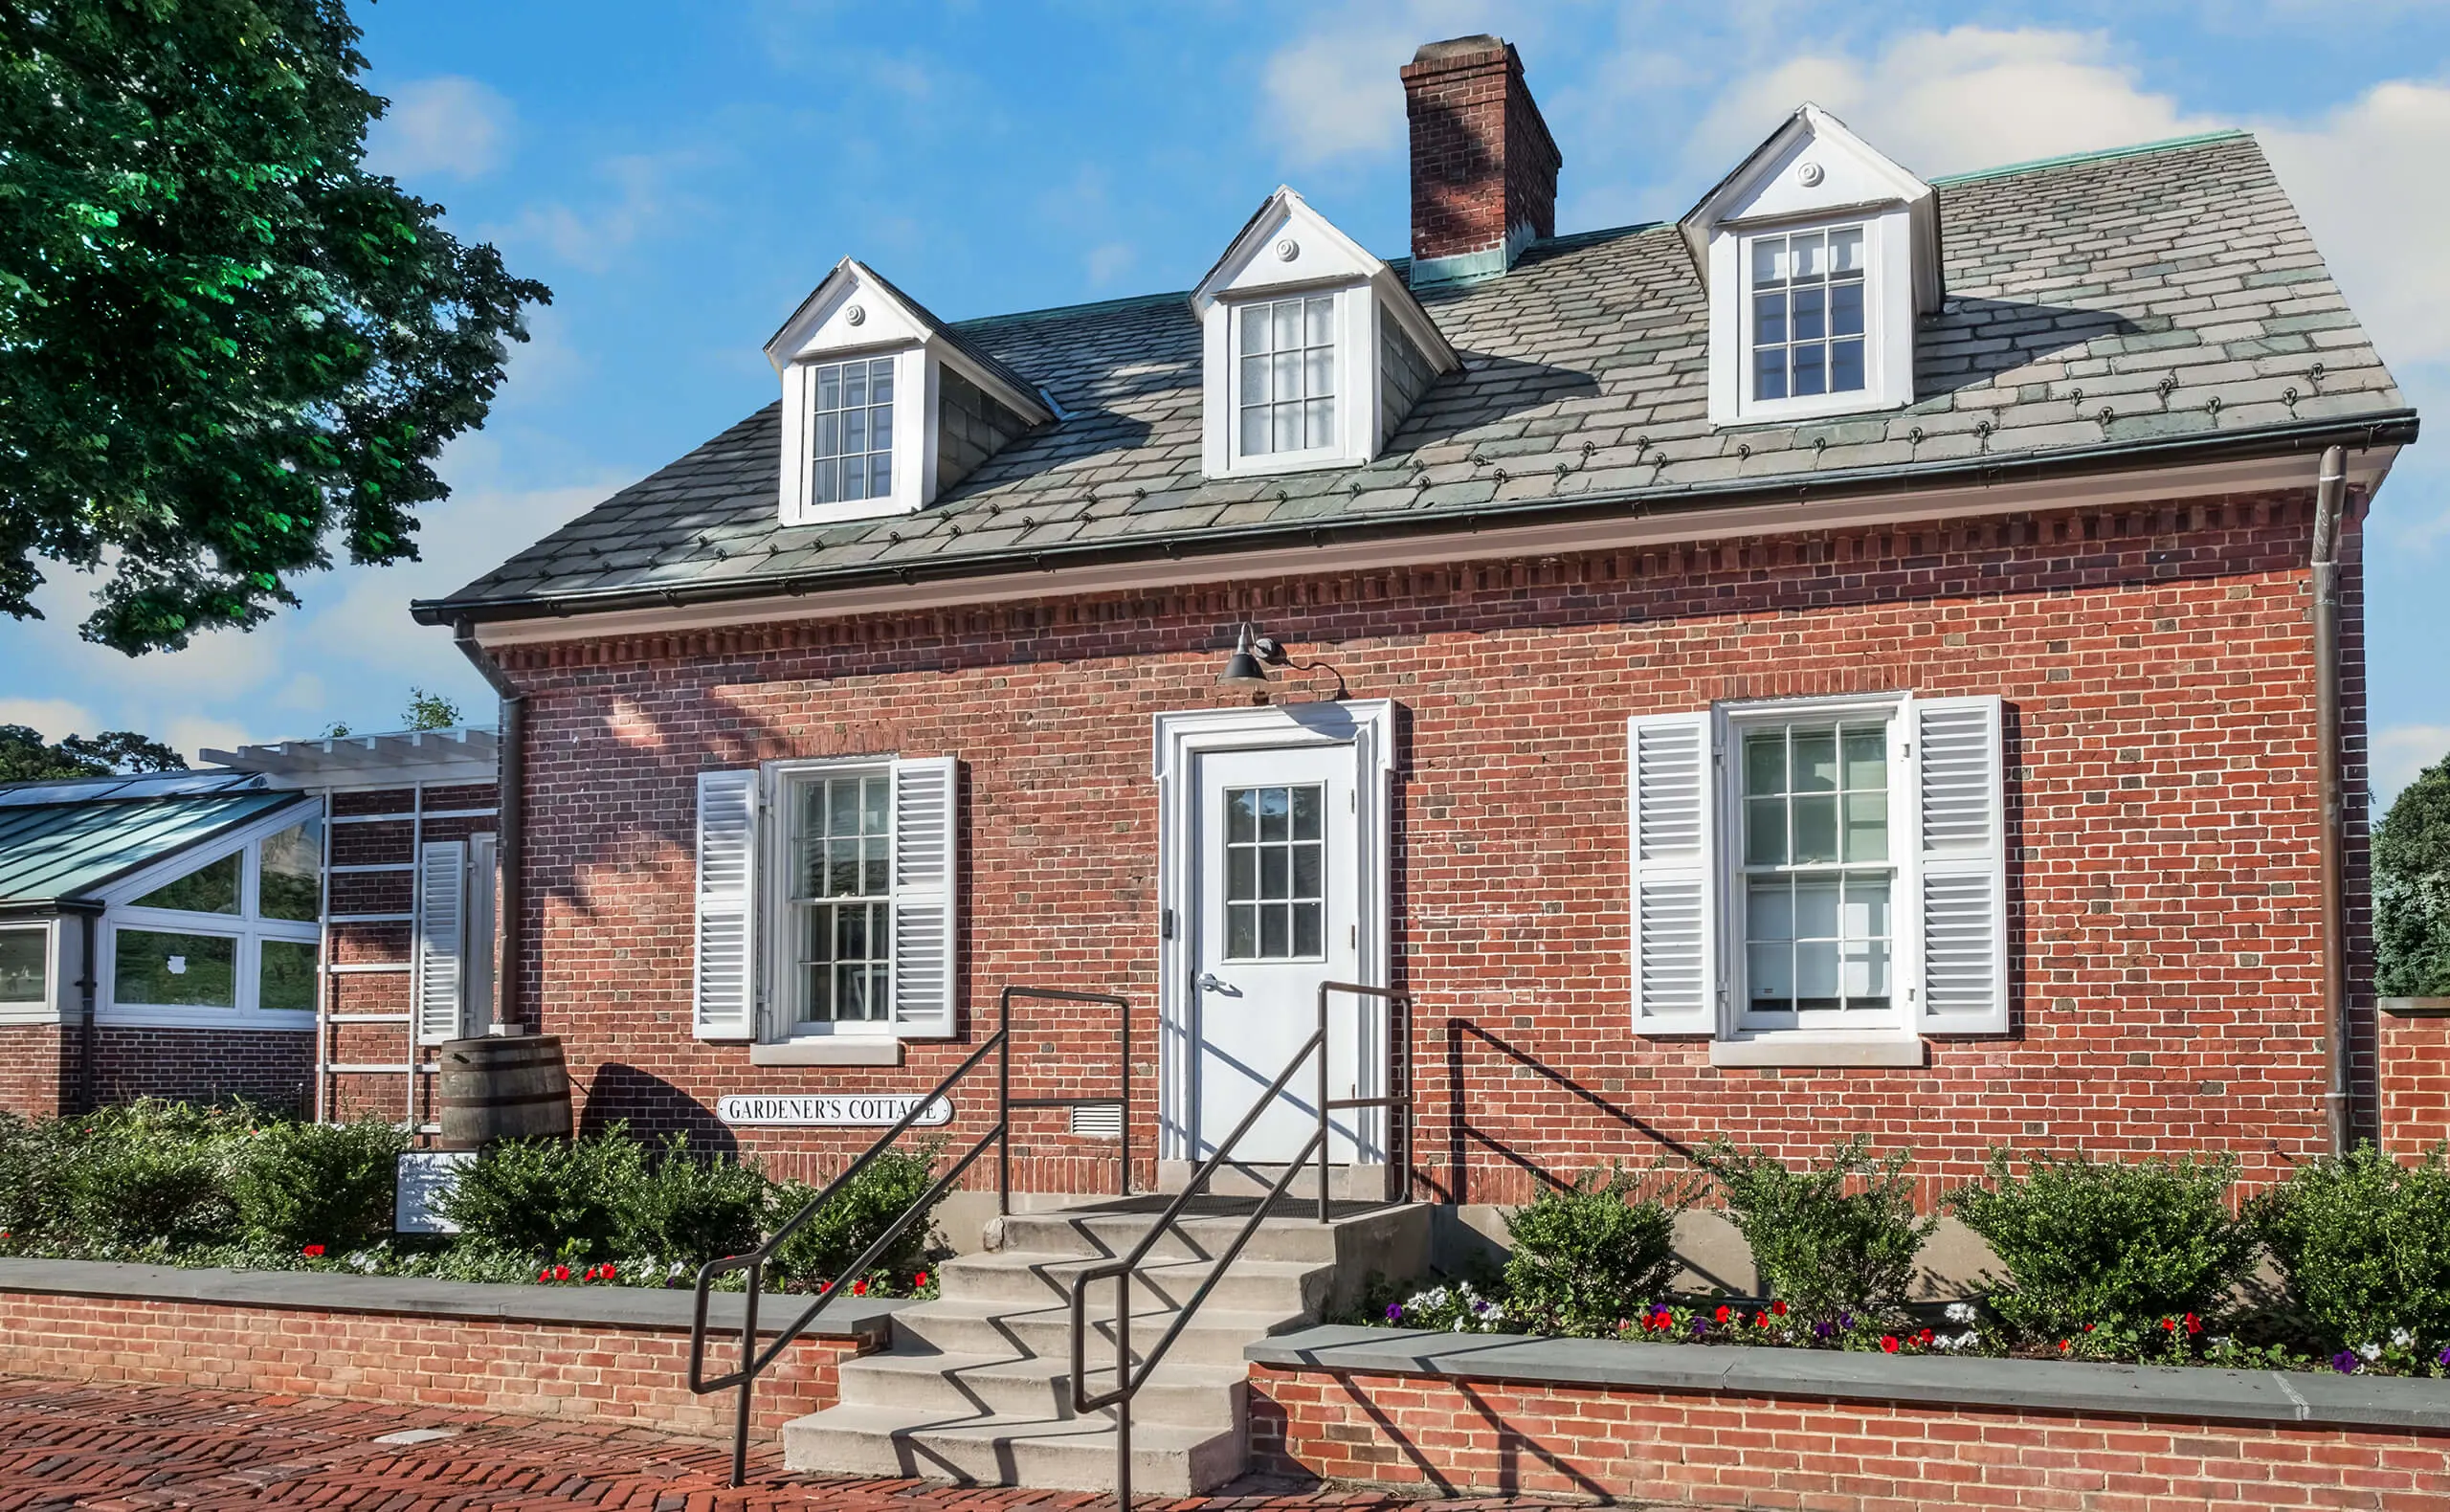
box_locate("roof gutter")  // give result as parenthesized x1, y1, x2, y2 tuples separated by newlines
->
(2310, 444, 2351, 1156)
(454, 621, 525, 1036)
(412, 411, 2417, 629)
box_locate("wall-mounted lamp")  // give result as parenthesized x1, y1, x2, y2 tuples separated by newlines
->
(1217, 623, 1347, 700)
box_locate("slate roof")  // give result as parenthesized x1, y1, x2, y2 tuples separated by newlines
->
(0, 785, 306, 911)
(418, 130, 2414, 626)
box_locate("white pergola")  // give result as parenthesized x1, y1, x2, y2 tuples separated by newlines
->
(201, 726, 500, 792)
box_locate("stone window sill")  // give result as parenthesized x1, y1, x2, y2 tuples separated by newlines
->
(1709, 1036, 1926, 1069)
(749, 1038, 902, 1067)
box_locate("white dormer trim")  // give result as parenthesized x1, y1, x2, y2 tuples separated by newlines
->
(764, 259, 1051, 527)
(1682, 105, 1939, 430)
(1192, 188, 1459, 479)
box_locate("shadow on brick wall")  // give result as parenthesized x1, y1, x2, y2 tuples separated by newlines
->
(577, 1062, 739, 1158)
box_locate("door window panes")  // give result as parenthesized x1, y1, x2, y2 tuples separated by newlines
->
(133, 852, 241, 915)
(0, 927, 44, 1004)
(1740, 721, 1893, 1016)
(792, 772, 892, 1026)
(114, 929, 237, 1009)
(1750, 226, 1866, 402)
(1237, 296, 1337, 456)
(1223, 784, 1325, 960)
(257, 819, 323, 923)
(809, 356, 896, 505)
(258, 939, 320, 1012)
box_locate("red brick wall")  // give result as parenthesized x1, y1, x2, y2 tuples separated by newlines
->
(0, 1023, 312, 1118)
(0, 1287, 861, 1439)
(1401, 38, 1560, 263)
(491, 493, 2374, 1201)
(1247, 1363, 2450, 1507)
(2381, 1012, 2450, 1157)
(0, 1024, 74, 1117)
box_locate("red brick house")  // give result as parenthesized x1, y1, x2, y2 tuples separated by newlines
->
(412, 36, 2421, 1210)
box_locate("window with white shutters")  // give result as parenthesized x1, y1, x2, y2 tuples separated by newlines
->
(1911, 696, 2008, 1035)
(1627, 711, 1717, 1034)
(415, 839, 468, 1045)
(693, 769, 759, 1041)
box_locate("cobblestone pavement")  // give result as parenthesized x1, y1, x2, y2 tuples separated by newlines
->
(0, 1378, 1579, 1511)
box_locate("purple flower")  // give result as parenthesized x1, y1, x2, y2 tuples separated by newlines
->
(1385, 1303, 1402, 1322)
(1838, 1313, 1855, 1331)
(1814, 1321, 1836, 1340)
(1474, 1299, 1489, 1314)
(1690, 1315, 1707, 1338)
(2439, 1345, 2450, 1368)
(2330, 1350, 2358, 1375)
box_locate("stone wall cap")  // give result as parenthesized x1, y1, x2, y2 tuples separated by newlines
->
(0, 1257, 902, 1344)
(1248, 1325, 2450, 1434)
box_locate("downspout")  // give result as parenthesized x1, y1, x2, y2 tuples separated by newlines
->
(2310, 444, 2350, 1156)
(454, 620, 525, 1035)
(75, 906, 99, 1113)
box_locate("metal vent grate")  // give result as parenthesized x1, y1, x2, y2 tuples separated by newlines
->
(1069, 1101, 1124, 1140)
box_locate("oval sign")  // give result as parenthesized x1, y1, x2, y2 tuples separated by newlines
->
(715, 1093, 954, 1128)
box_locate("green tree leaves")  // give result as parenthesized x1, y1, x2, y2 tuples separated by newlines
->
(0, 0, 549, 654)
(2376, 753, 2450, 996)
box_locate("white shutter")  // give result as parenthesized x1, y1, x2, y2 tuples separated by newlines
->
(693, 769, 759, 1041)
(414, 840, 468, 1045)
(892, 756, 958, 1039)
(1628, 711, 1718, 1034)
(1912, 696, 2008, 1035)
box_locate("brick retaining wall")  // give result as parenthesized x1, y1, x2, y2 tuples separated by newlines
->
(0, 1266, 881, 1440)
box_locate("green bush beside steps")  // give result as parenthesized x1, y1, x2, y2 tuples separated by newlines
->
(0, 1101, 945, 1297)
(1361, 1138, 2450, 1380)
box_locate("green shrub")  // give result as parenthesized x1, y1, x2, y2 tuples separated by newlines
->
(2254, 1144, 2450, 1355)
(58, 1101, 245, 1249)
(1502, 1165, 1697, 1334)
(434, 1124, 652, 1258)
(768, 1143, 942, 1287)
(1696, 1136, 1934, 1324)
(2375, 754, 2450, 996)
(0, 1110, 80, 1242)
(1949, 1149, 2258, 1339)
(231, 1117, 410, 1251)
(613, 1133, 768, 1265)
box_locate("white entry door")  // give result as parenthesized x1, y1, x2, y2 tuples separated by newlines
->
(1191, 743, 1370, 1164)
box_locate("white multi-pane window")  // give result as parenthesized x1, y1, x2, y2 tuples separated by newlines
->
(1738, 720, 1894, 1026)
(104, 812, 323, 1022)
(0, 924, 47, 1009)
(1224, 784, 1325, 960)
(1237, 296, 1337, 458)
(789, 770, 893, 1029)
(808, 357, 895, 506)
(1749, 226, 1866, 403)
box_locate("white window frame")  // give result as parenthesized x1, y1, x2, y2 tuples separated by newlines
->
(778, 345, 924, 525)
(1718, 693, 1911, 1041)
(1707, 207, 1917, 428)
(763, 756, 899, 1044)
(1229, 291, 1346, 470)
(1207, 281, 1375, 478)
(97, 805, 323, 1032)
(0, 919, 57, 1024)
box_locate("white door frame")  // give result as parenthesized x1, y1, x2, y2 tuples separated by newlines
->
(1152, 699, 1396, 1165)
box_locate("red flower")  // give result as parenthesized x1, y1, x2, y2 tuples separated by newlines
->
(2160, 1317, 2176, 1332)
(537, 1269, 553, 1282)
(2184, 1313, 2201, 1335)
(851, 1279, 868, 1297)
(600, 1263, 617, 1280)
(552, 1265, 570, 1281)
(1771, 1301, 1787, 1317)
(2082, 1323, 2095, 1332)
(1915, 1328, 1933, 1346)
(1881, 1336, 1900, 1354)
(1754, 1311, 1771, 1328)
(584, 1266, 600, 1281)
(2058, 1340, 2071, 1353)
(1713, 1304, 1731, 1324)
(913, 1271, 927, 1287)
(817, 1280, 832, 1294)
(301, 1244, 324, 1258)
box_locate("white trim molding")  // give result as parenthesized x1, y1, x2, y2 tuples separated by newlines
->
(1151, 699, 1397, 1164)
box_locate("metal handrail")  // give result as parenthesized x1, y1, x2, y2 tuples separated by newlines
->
(685, 984, 1128, 1487)
(1069, 979, 1409, 1510)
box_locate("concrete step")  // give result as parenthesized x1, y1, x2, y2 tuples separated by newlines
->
(780, 1402, 1245, 1496)
(835, 1347, 1245, 1426)
(887, 1295, 1303, 1368)
(935, 1248, 1334, 1317)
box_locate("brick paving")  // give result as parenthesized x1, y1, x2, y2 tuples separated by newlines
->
(0, 1377, 1574, 1511)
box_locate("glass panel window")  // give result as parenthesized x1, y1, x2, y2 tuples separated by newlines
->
(1748, 225, 1866, 404)
(133, 852, 241, 915)
(1739, 719, 1893, 1019)
(258, 819, 323, 923)
(0, 927, 44, 1004)
(258, 939, 320, 1012)
(114, 929, 238, 1009)
(1236, 296, 1338, 457)
(791, 771, 893, 1028)
(808, 356, 897, 505)
(1222, 784, 1325, 960)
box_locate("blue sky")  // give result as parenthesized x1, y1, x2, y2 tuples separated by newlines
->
(4, 1, 2448, 796)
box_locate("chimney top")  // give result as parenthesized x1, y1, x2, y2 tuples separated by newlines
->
(1400, 34, 1561, 287)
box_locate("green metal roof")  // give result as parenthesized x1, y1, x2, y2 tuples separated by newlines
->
(0, 789, 309, 909)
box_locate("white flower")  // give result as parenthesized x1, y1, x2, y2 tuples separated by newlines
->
(1451, 1317, 1467, 1332)
(2392, 1328, 2415, 1348)
(2358, 1342, 2383, 1362)
(1944, 1302, 1977, 1324)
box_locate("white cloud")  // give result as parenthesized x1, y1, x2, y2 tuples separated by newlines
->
(0, 698, 98, 742)
(1259, 4, 1552, 166)
(2375, 724, 2450, 806)
(167, 715, 258, 766)
(503, 153, 696, 273)
(2262, 80, 2450, 370)
(1085, 241, 1137, 288)
(368, 76, 516, 181)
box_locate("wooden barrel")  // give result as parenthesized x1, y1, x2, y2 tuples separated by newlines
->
(436, 1034, 572, 1148)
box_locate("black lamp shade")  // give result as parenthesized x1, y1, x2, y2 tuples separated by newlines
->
(1218, 625, 1273, 688)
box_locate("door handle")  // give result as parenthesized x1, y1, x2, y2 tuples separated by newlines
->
(1196, 972, 1239, 996)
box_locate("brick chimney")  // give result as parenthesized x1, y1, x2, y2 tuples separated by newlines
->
(1400, 34, 1562, 286)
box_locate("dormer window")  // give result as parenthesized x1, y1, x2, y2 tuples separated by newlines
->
(1682, 105, 1940, 429)
(1192, 188, 1459, 479)
(765, 258, 1049, 528)
(1237, 296, 1339, 459)
(1748, 224, 1867, 404)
